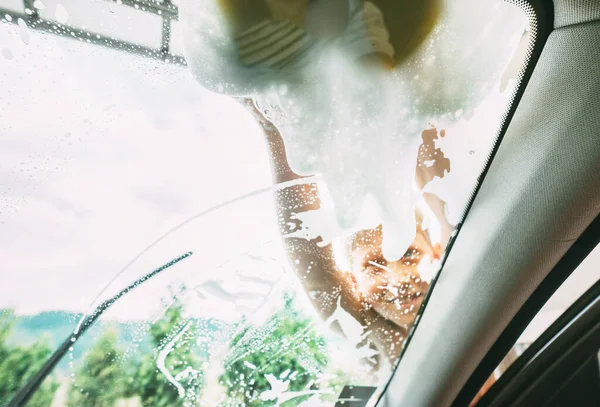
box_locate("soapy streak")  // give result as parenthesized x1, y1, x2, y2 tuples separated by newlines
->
(368, 260, 394, 274)
(181, 0, 528, 266)
(175, 366, 201, 381)
(325, 297, 379, 360)
(225, 318, 281, 367)
(237, 274, 278, 286)
(193, 265, 281, 309)
(243, 252, 277, 263)
(193, 273, 281, 368)
(228, 322, 313, 376)
(260, 373, 333, 406)
(283, 202, 382, 248)
(151, 296, 179, 324)
(76, 177, 320, 332)
(257, 51, 421, 261)
(156, 320, 194, 398)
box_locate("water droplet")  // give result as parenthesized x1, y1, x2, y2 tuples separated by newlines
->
(55, 4, 69, 24)
(5, 14, 12, 22)
(2, 48, 13, 60)
(33, 0, 46, 10)
(17, 19, 30, 45)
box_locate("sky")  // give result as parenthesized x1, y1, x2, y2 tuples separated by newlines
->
(0, 0, 522, 321)
(1, 0, 594, 338)
(0, 0, 283, 319)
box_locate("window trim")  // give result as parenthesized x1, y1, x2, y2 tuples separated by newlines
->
(458, 213, 600, 407)
(378, 0, 556, 404)
(476, 269, 600, 406)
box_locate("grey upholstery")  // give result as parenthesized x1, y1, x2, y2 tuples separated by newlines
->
(383, 9, 600, 407)
(554, 0, 600, 28)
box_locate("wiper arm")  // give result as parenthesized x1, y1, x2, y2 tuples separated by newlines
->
(6, 251, 193, 407)
(7, 180, 314, 407)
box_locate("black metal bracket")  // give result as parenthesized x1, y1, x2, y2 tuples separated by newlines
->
(0, 0, 185, 65)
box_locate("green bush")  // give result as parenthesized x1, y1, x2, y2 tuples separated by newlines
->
(67, 326, 127, 407)
(0, 309, 59, 407)
(220, 296, 328, 407)
(127, 300, 202, 407)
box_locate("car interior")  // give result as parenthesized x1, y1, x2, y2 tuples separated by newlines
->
(383, 1, 600, 405)
(0, 0, 599, 406)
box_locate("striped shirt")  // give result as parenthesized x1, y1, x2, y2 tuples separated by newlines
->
(235, 20, 318, 71)
(234, 1, 394, 72)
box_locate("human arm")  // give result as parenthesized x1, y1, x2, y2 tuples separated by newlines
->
(239, 98, 353, 319)
(239, 98, 406, 363)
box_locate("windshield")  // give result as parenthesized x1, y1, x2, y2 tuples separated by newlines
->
(0, 0, 531, 406)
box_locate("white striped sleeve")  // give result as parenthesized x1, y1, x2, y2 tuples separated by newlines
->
(235, 20, 316, 71)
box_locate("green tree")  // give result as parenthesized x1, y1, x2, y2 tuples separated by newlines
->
(220, 296, 328, 407)
(0, 309, 60, 407)
(67, 325, 127, 407)
(128, 298, 203, 407)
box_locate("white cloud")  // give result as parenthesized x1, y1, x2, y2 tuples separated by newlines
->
(0, 0, 529, 321)
(0, 22, 278, 318)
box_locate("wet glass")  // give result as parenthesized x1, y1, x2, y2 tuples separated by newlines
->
(0, 0, 531, 406)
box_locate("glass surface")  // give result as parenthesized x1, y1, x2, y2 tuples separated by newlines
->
(470, 244, 600, 406)
(0, 0, 530, 405)
(38, 0, 164, 48)
(0, 0, 21, 13)
(170, 19, 186, 57)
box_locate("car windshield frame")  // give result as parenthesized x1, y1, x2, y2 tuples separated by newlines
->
(0, 0, 542, 406)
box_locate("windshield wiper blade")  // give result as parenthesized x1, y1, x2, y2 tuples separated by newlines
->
(6, 251, 193, 407)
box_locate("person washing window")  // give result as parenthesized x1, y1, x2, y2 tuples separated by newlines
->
(180, 0, 450, 365)
(242, 97, 448, 366)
